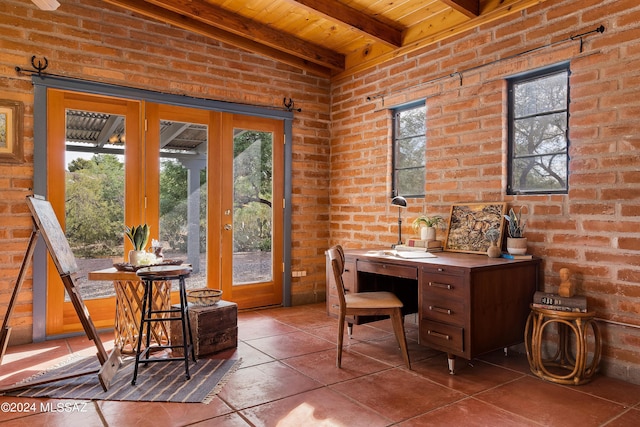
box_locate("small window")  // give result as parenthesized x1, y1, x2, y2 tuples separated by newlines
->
(392, 103, 426, 197)
(507, 64, 569, 194)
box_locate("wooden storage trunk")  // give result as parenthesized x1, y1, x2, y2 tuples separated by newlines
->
(170, 300, 238, 356)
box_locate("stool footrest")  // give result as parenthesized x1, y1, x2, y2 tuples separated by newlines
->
(142, 315, 186, 322)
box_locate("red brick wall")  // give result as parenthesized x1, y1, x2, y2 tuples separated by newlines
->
(0, 0, 331, 343)
(330, 0, 640, 384)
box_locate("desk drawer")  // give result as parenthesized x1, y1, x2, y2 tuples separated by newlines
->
(421, 272, 466, 299)
(421, 265, 465, 277)
(422, 295, 465, 325)
(421, 320, 464, 353)
(357, 260, 417, 280)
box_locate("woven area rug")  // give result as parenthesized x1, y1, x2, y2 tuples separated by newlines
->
(3, 356, 241, 404)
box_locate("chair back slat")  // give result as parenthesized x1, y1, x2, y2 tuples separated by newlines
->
(327, 245, 347, 309)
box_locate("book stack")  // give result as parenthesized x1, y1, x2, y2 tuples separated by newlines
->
(403, 239, 443, 252)
(531, 291, 588, 313)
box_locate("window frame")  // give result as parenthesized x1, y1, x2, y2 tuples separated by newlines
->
(507, 63, 570, 195)
(391, 101, 427, 198)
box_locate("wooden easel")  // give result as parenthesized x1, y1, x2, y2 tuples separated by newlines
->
(0, 196, 121, 392)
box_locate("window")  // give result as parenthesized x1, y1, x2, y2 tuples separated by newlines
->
(507, 64, 569, 194)
(392, 103, 426, 197)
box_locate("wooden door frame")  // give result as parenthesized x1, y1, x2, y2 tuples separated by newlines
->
(46, 89, 142, 335)
(31, 76, 293, 341)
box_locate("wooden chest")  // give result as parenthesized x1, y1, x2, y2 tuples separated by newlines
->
(170, 300, 238, 356)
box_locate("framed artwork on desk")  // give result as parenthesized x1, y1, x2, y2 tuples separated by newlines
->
(444, 202, 506, 254)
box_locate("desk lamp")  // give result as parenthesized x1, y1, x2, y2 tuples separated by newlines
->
(391, 196, 407, 247)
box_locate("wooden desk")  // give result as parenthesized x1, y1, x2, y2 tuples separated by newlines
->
(326, 249, 540, 373)
(88, 268, 172, 353)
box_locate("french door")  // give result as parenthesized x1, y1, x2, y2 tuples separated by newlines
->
(45, 90, 284, 335)
(219, 114, 284, 309)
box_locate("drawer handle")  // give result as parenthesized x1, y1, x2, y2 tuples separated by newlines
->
(344, 268, 350, 272)
(331, 304, 339, 309)
(428, 330, 451, 340)
(429, 305, 452, 315)
(438, 268, 444, 272)
(429, 281, 452, 290)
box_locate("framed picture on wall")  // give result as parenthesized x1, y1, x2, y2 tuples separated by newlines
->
(443, 202, 507, 254)
(0, 100, 24, 163)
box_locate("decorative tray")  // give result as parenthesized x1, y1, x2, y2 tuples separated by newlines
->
(113, 259, 183, 272)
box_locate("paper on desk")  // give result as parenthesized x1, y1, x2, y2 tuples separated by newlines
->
(376, 250, 437, 259)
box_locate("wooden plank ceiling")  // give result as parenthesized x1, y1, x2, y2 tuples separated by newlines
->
(101, 0, 548, 78)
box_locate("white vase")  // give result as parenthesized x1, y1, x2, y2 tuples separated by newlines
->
(421, 226, 436, 241)
(506, 237, 527, 255)
(128, 250, 146, 266)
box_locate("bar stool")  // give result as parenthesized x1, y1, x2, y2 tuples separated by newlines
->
(131, 265, 196, 385)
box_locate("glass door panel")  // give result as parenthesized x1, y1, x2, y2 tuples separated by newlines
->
(233, 128, 274, 285)
(158, 123, 208, 290)
(64, 110, 126, 301)
(221, 115, 283, 309)
(147, 104, 211, 296)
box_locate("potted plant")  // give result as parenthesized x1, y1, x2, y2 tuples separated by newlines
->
(412, 215, 444, 241)
(125, 224, 150, 265)
(503, 206, 527, 254)
(484, 228, 502, 258)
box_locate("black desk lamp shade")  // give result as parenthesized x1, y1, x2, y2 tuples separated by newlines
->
(391, 196, 407, 246)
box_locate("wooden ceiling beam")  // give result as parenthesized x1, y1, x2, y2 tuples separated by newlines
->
(440, 0, 480, 18)
(339, 0, 545, 79)
(290, 0, 403, 47)
(142, 0, 344, 70)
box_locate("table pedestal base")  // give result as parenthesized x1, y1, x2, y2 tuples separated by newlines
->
(113, 280, 171, 353)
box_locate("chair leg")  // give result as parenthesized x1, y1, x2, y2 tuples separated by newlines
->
(391, 308, 411, 369)
(337, 311, 346, 368)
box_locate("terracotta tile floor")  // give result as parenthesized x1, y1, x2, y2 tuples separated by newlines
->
(1, 303, 640, 426)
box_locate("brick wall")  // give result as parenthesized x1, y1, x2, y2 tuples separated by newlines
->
(0, 0, 331, 344)
(330, 0, 640, 384)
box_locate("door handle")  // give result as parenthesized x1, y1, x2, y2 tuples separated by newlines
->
(224, 224, 232, 230)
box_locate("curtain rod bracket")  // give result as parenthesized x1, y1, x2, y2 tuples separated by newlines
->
(15, 55, 50, 77)
(450, 71, 463, 86)
(282, 98, 301, 112)
(570, 25, 605, 53)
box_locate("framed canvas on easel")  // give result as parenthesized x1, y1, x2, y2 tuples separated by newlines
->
(0, 196, 121, 392)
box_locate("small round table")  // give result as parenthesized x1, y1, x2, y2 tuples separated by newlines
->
(524, 305, 601, 385)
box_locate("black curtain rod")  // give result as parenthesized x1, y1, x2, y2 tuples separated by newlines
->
(15, 56, 301, 113)
(367, 25, 605, 103)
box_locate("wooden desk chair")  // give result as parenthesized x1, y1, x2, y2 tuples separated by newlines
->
(327, 245, 411, 369)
